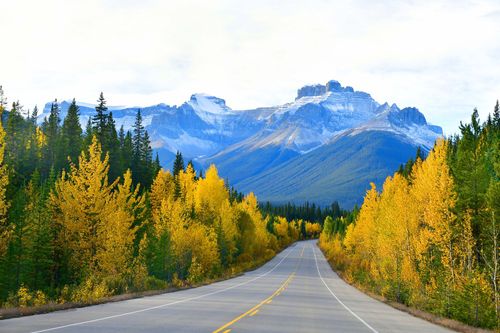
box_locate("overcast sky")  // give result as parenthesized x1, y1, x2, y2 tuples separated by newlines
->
(1, 0, 499, 134)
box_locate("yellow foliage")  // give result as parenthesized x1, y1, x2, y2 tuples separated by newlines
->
(33, 290, 48, 307)
(238, 193, 269, 258)
(97, 170, 144, 277)
(16, 285, 32, 307)
(171, 221, 220, 278)
(219, 199, 239, 261)
(194, 164, 228, 214)
(179, 163, 197, 207)
(149, 169, 174, 217)
(325, 139, 462, 306)
(51, 137, 117, 275)
(344, 182, 379, 273)
(0, 112, 10, 256)
(274, 216, 290, 247)
(305, 222, 321, 238)
(71, 276, 111, 303)
(411, 139, 457, 279)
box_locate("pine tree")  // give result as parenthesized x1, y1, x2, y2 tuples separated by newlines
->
(494, 100, 500, 128)
(153, 153, 161, 177)
(132, 109, 145, 185)
(61, 99, 82, 167)
(83, 117, 93, 148)
(173, 151, 184, 176)
(92, 92, 108, 144)
(118, 126, 125, 147)
(300, 219, 307, 239)
(142, 131, 153, 187)
(106, 111, 121, 181)
(22, 172, 53, 290)
(5, 101, 27, 177)
(42, 99, 61, 173)
(121, 131, 133, 174)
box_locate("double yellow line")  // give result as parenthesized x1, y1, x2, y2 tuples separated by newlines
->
(212, 245, 306, 333)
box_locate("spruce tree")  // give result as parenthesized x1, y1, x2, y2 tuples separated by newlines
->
(132, 109, 145, 184)
(173, 151, 184, 199)
(142, 131, 153, 187)
(153, 153, 161, 176)
(494, 100, 500, 128)
(173, 151, 184, 176)
(61, 99, 82, 167)
(106, 111, 121, 181)
(121, 131, 133, 173)
(42, 99, 61, 173)
(83, 117, 93, 148)
(92, 92, 108, 143)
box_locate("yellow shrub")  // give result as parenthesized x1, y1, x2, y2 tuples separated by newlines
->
(33, 290, 48, 306)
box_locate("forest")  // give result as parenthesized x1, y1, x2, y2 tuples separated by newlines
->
(319, 104, 500, 329)
(0, 87, 319, 308)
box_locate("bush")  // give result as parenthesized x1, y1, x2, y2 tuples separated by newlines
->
(71, 277, 111, 303)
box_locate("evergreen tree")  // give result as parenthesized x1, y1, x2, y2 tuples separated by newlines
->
(494, 100, 500, 128)
(300, 219, 307, 239)
(121, 131, 133, 174)
(61, 99, 82, 167)
(22, 171, 53, 291)
(132, 109, 147, 186)
(83, 117, 93, 148)
(173, 151, 184, 177)
(172, 151, 184, 199)
(41, 99, 61, 174)
(106, 111, 121, 181)
(153, 153, 161, 176)
(5, 102, 27, 176)
(92, 92, 108, 144)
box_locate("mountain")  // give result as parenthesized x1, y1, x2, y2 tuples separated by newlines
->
(39, 80, 442, 208)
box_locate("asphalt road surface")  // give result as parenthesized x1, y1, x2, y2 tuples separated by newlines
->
(0, 240, 452, 333)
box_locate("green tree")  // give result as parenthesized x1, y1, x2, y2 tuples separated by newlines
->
(61, 99, 82, 167)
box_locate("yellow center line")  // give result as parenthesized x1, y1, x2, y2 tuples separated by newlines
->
(212, 245, 306, 333)
(249, 309, 259, 317)
(212, 272, 295, 333)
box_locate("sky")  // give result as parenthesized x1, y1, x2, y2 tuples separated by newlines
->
(1, 0, 499, 135)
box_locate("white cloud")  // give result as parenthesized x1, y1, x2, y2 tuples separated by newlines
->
(1, 0, 499, 134)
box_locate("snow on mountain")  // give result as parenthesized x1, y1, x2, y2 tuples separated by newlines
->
(38, 80, 443, 207)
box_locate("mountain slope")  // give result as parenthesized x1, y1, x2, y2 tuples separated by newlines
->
(39, 80, 442, 207)
(235, 130, 422, 208)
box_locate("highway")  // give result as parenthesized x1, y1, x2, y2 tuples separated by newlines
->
(0, 240, 451, 333)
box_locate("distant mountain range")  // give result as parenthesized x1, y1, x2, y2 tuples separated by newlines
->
(39, 80, 442, 208)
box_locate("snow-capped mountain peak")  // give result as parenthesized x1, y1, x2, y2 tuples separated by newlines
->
(187, 94, 231, 114)
(39, 79, 442, 166)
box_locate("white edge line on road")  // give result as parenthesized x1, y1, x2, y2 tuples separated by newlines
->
(29, 245, 298, 333)
(312, 245, 379, 333)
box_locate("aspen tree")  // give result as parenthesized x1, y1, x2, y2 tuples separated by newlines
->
(0, 105, 9, 256)
(51, 137, 117, 277)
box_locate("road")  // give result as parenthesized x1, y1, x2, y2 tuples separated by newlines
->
(0, 240, 452, 333)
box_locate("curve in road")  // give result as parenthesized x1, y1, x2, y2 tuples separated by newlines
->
(0, 240, 452, 333)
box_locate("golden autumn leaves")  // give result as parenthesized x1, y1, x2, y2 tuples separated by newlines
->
(50, 137, 145, 281)
(48, 136, 295, 296)
(0, 106, 9, 257)
(320, 139, 495, 324)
